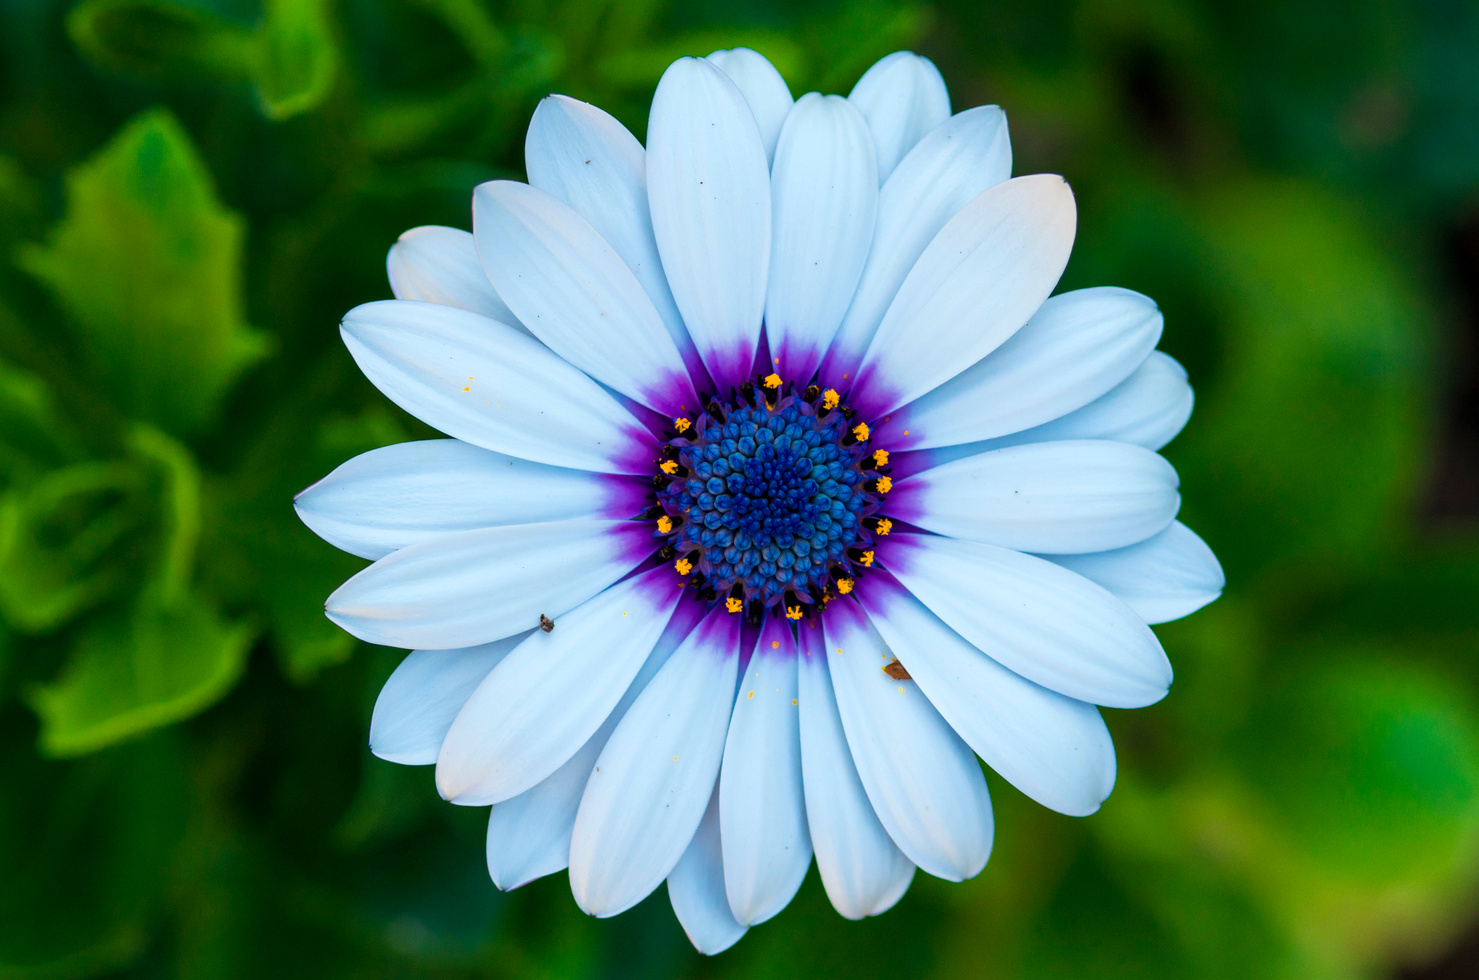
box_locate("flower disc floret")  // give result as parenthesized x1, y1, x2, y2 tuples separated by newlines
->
(656, 393, 879, 611)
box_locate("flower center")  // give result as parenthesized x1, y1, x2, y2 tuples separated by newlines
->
(650, 381, 893, 622)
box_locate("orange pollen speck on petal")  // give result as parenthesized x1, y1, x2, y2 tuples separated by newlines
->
(725, 597, 743, 613)
(837, 578, 854, 594)
(822, 389, 840, 409)
(674, 558, 693, 576)
(660, 460, 678, 475)
(875, 519, 893, 536)
(852, 422, 870, 442)
(785, 605, 803, 620)
(771, 640, 780, 649)
(763, 373, 782, 389)
(656, 515, 673, 533)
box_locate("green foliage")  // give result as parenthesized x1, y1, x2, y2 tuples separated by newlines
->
(0, 0, 1478, 978)
(17, 108, 268, 435)
(254, 0, 340, 120)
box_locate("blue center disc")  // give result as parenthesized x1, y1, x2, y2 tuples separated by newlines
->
(658, 397, 872, 607)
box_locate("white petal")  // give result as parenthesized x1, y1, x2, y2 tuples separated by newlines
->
(706, 48, 794, 165)
(341, 300, 655, 475)
(369, 633, 530, 765)
(324, 519, 651, 650)
(523, 95, 696, 370)
(294, 439, 645, 561)
(436, 568, 682, 804)
(822, 599, 993, 881)
(472, 181, 697, 417)
(796, 622, 914, 918)
(847, 52, 951, 182)
(386, 225, 526, 331)
(821, 106, 1012, 387)
(570, 610, 742, 916)
(486, 600, 708, 890)
(668, 786, 748, 955)
(860, 581, 1116, 816)
(485, 745, 592, 890)
(850, 175, 1076, 420)
(647, 57, 771, 390)
(876, 287, 1163, 449)
(719, 619, 811, 926)
(879, 533, 1172, 708)
(891, 440, 1181, 554)
(1044, 521, 1224, 625)
(764, 93, 878, 383)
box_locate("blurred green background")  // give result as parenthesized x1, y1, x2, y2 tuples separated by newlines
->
(2, 0, 1479, 977)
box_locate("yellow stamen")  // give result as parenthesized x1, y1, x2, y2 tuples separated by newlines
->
(674, 416, 691, 433)
(763, 373, 782, 389)
(785, 605, 803, 620)
(860, 550, 875, 567)
(656, 515, 673, 533)
(837, 578, 854, 594)
(822, 389, 840, 409)
(674, 558, 693, 576)
(872, 449, 889, 466)
(659, 459, 678, 475)
(852, 421, 870, 442)
(875, 476, 892, 494)
(875, 518, 893, 536)
(725, 597, 743, 613)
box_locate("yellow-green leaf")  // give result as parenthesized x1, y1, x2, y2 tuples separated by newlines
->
(253, 0, 339, 121)
(30, 594, 254, 757)
(18, 108, 269, 434)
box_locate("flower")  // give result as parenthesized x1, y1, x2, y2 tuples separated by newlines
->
(295, 47, 1225, 954)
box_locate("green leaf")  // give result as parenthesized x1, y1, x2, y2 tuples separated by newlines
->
(27, 425, 255, 755)
(0, 462, 147, 633)
(253, 0, 340, 121)
(17, 108, 269, 434)
(66, 0, 255, 79)
(29, 594, 254, 757)
(0, 360, 80, 479)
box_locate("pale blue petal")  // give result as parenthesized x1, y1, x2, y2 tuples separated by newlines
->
(369, 633, 530, 765)
(880, 533, 1172, 708)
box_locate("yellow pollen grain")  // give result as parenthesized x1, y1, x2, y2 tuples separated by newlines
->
(674, 558, 693, 575)
(822, 389, 840, 409)
(660, 460, 678, 475)
(875, 476, 893, 494)
(852, 422, 870, 442)
(873, 449, 889, 466)
(725, 597, 743, 613)
(786, 605, 803, 620)
(656, 515, 673, 533)
(792, 698, 797, 706)
(748, 691, 754, 699)
(771, 640, 780, 649)
(763, 373, 782, 389)
(462, 386, 470, 391)
(861, 550, 875, 567)
(875, 519, 893, 536)
(902, 429, 909, 435)
(837, 578, 854, 594)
